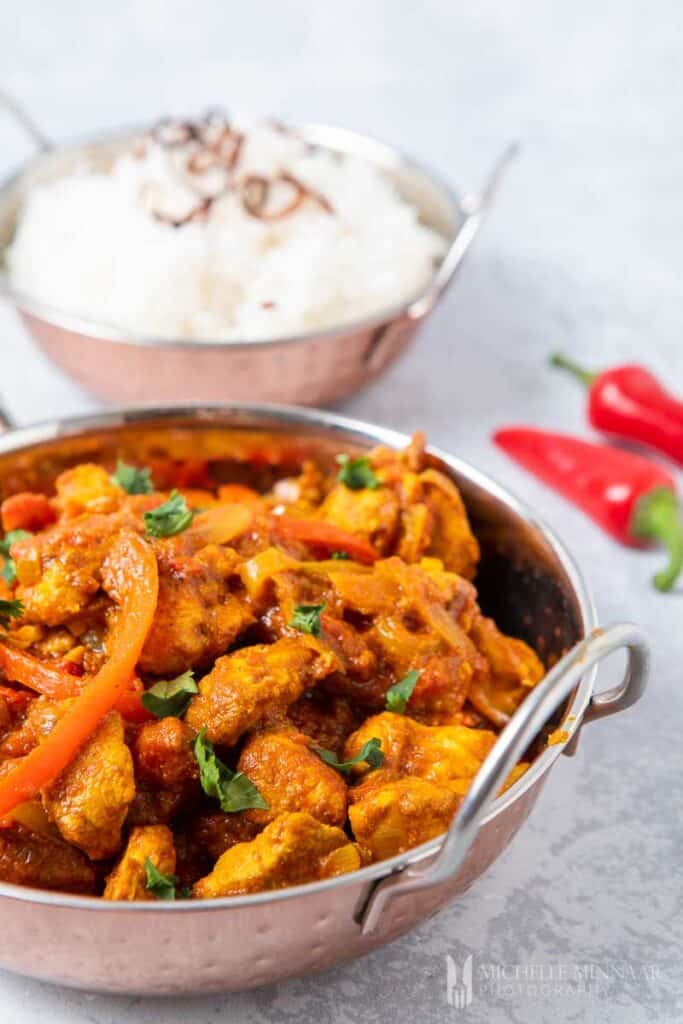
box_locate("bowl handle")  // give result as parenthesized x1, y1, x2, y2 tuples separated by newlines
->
(407, 141, 519, 320)
(357, 622, 649, 934)
(0, 90, 52, 155)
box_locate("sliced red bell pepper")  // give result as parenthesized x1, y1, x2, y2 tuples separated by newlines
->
(494, 427, 683, 591)
(0, 643, 154, 722)
(0, 532, 158, 818)
(0, 644, 81, 699)
(272, 516, 378, 564)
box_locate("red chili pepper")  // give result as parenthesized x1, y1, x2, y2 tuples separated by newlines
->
(551, 353, 683, 465)
(494, 427, 683, 592)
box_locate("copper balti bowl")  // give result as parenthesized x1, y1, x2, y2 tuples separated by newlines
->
(0, 403, 648, 995)
(0, 92, 516, 405)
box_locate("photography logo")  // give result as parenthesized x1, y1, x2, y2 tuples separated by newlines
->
(446, 954, 473, 1010)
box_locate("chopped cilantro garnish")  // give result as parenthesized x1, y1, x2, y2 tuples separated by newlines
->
(385, 670, 421, 714)
(289, 602, 326, 637)
(111, 460, 154, 495)
(0, 599, 23, 630)
(193, 729, 268, 813)
(336, 454, 379, 491)
(144, 858, 178, 901)
(0, 529, 31, 585)
(144, 490, 194, 537)
(313, 737, 384, 776)
(141, 670, 198, 718)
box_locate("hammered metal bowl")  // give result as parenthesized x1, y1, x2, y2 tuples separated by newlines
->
(0, 403, 648, 994)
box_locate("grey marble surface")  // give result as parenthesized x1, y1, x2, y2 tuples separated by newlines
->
(0, 1, 682, 1020)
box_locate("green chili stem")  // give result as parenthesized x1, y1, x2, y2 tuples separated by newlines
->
(631, 486, 683, 592)
(550, 352, 597, 389)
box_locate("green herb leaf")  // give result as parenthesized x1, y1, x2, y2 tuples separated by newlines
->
(144, 857, 178, 901)
(0, 529, 31, 586)
(0, 530, 31, 557)
(141, 670, 198, 718)
(330, 550, 350, 560)
(289, 602, 326, 637)
(111, 460, 154, 495)
(144, 490, 194, 538)
(385, 669, 421, 714)
(313, 737, 384, 776)
(193, 728, 268, 813)
(336, 454, 379, 491)
(0, 599, 23, 630)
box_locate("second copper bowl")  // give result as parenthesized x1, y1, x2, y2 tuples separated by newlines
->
(0, 94, 516, 404)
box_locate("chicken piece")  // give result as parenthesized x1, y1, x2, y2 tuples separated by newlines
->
(417, 558, 478, 631)
(127, 718, 198, 826)
(0, 822, 96, 894)
(54, 463, 123, 517)
(403, 654, 482, 725)
(321, 627, 479, 718)
(318, 482, 400, 555)
(193, 812, 360, 898)
(316, 616, 377, 681)
(139, 541, 254, 677)
(255, 566, 377, 681)
(185, 636, 340, 745)
(133, 717, 198, 792)
(418, 469, 480, 579)
(327, 558, 485, 716)
(395, 496, 430, 564)
(185, 812, 263, 863)
(13, 514, 118, 627)
(237, 728, 347, 827)
(343, 712, 496, 796)
(103, 825, 176, 901)
(126, 788, 186, 827)
(269, 566, 339, 631)
(287, 690, 358, 755)
(468, 614, 544, 727)
(43, 711, 135, 859)
(349, 776, 460, 860)
(175, 806, 266, 888)
(397, 469, 479, 580)
(366, 616, 479, 716)
(175, 812, 263, 887)
(338, 436, 478, 578)
(330, 557, 476, 632)
(0, 696, 67, 758)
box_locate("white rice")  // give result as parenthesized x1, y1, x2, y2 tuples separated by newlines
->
(7, 119, 447, 341)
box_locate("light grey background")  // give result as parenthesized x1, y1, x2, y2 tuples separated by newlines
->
(0, 1, 682, 1021)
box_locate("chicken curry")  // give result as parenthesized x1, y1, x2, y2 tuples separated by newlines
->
(0, 433, 544, 900)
